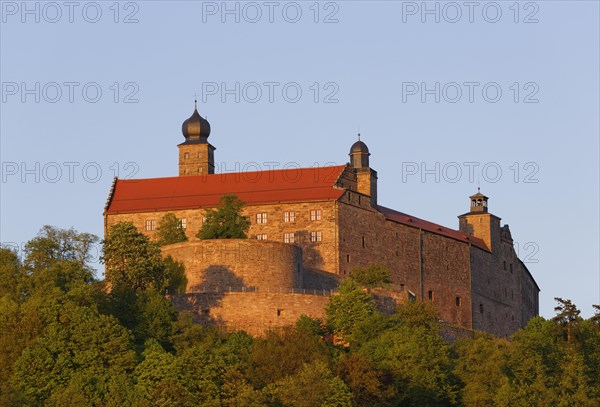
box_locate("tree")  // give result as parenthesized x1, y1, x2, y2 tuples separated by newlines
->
(102, 222, 166, 291)
(351, 265, 391, 289)
(267, 361, 353, 407)
(156, 213, 188, 246)
(163, 256, 187, 294)
(196, 194, 250, 240)
(553, 297, 581, 344)
(326, 278, 376, 342)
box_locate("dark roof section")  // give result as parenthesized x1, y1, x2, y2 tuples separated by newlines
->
(377, 205, 490, 252)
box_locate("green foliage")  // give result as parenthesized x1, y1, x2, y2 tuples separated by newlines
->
(553, 297, 582, 344)
(4, 225, 600, 406)
(351, 264, 391, 289)
(156, 213, 188, 246)
(196, 194, 251, 239)
(102, 222, 166, 291)
(325, 278, 376, 341)
(163, 255, 188, 294)
(267, 361, 353, 407)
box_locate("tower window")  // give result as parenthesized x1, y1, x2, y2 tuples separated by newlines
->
(428, 290, 434, 301)
(256, 234, 267, 240)
(456, 296, 461, 306)
(510, 263, 513, 273)
(145, 220, 156, 231)
(179, 218, 187, 229)
(184, 152, 189, 159)
(283, 211, 295, 223)
(346, 254, 350, 263)
(256, 213, 267, 224)
(479, 303, 484, 313)
(400, 284, 405, 291)
(310, 231, 322, 243)
(362, 236, 366, 248)
(310, 209, 322, 221)
(503, 261, 507, 270)
(284, 232, 295, 244)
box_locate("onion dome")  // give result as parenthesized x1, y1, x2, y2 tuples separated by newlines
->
(349, 134, 370, 169)
(182, 100, 211, 142)
(350, 140, 369, 155)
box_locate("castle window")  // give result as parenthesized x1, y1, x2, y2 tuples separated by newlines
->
(284, 232, 295, 244)
(510, 263, 513, 273)
(408, 291, 416, 302)
(256, 234, 267, 240)
(503, 261, 507, 270)
(400, 284, 405, 291)
(179, 218, 187, 229)
(358, 195, 362, 204)
(479, 303, 484, 313)
(346, 254, 350, 263)
(184, 152, 189, 159)
(396, 250, 400, 257)
(362, 236, 365, 248)
(428, 290, 434, 301)
(456, 296, 461, 306)
(310, 209, 322, 221)
(310, 231, 322, 242)
(277, 309, 282, 317)
(283, 211, 295, 223)
(256, 213, 267, 224)
(145, 220, 156, 231)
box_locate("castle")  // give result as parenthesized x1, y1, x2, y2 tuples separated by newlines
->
(103, 103, 540, 337)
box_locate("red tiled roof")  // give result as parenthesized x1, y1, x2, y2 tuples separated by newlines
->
(105, 165, 347, 214)
(377, 205, 490, 252)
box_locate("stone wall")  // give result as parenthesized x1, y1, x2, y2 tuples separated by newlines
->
(106, 200, 340, 277)
(162, 240, 302, 292)
(169, 292, 330, 336)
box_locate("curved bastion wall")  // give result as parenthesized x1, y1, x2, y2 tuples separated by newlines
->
(161, 239, 303, 292)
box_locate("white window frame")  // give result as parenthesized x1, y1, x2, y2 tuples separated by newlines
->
(256, 213, 267, 224)
(179, 218, 187, 229)
(310, 209, 322, 221)
(284, 232, 295, 244)
(283, 211, 295, 223)
(256, 234, 267, 240)
(310, 231, 322, 242)
(145, 220, 156, 231)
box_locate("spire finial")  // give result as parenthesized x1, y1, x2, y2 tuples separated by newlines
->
(194, 93, 198, 110)
(478, 186, 480, 193)
(358, 132, 361, 141)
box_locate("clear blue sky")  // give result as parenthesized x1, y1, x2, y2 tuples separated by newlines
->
(1, 1, 598, 318)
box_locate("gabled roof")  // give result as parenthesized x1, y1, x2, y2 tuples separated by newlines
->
(377, 205, 490, 252)
(105, 165, 347, 214)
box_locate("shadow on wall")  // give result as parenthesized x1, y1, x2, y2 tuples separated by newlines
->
(189, 264, 255, 292)
(175, 264, 249, 326)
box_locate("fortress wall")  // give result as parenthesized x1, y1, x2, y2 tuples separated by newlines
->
(162, 240, 302, 292)
(106, 199, 339, 276)
(169, 292, 330, 336)
(336, 193, 422, 297)
(421, 232, 473, 329)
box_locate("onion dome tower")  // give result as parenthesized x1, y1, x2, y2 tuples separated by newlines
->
(178, 100, 215, 176)
(349, 134, 378, 206)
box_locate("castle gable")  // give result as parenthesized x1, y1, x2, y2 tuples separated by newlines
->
(105, 165, 347, 214)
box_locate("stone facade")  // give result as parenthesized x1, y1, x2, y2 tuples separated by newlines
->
(162, 240, 303, 292)
(169, 292, 330, 337)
